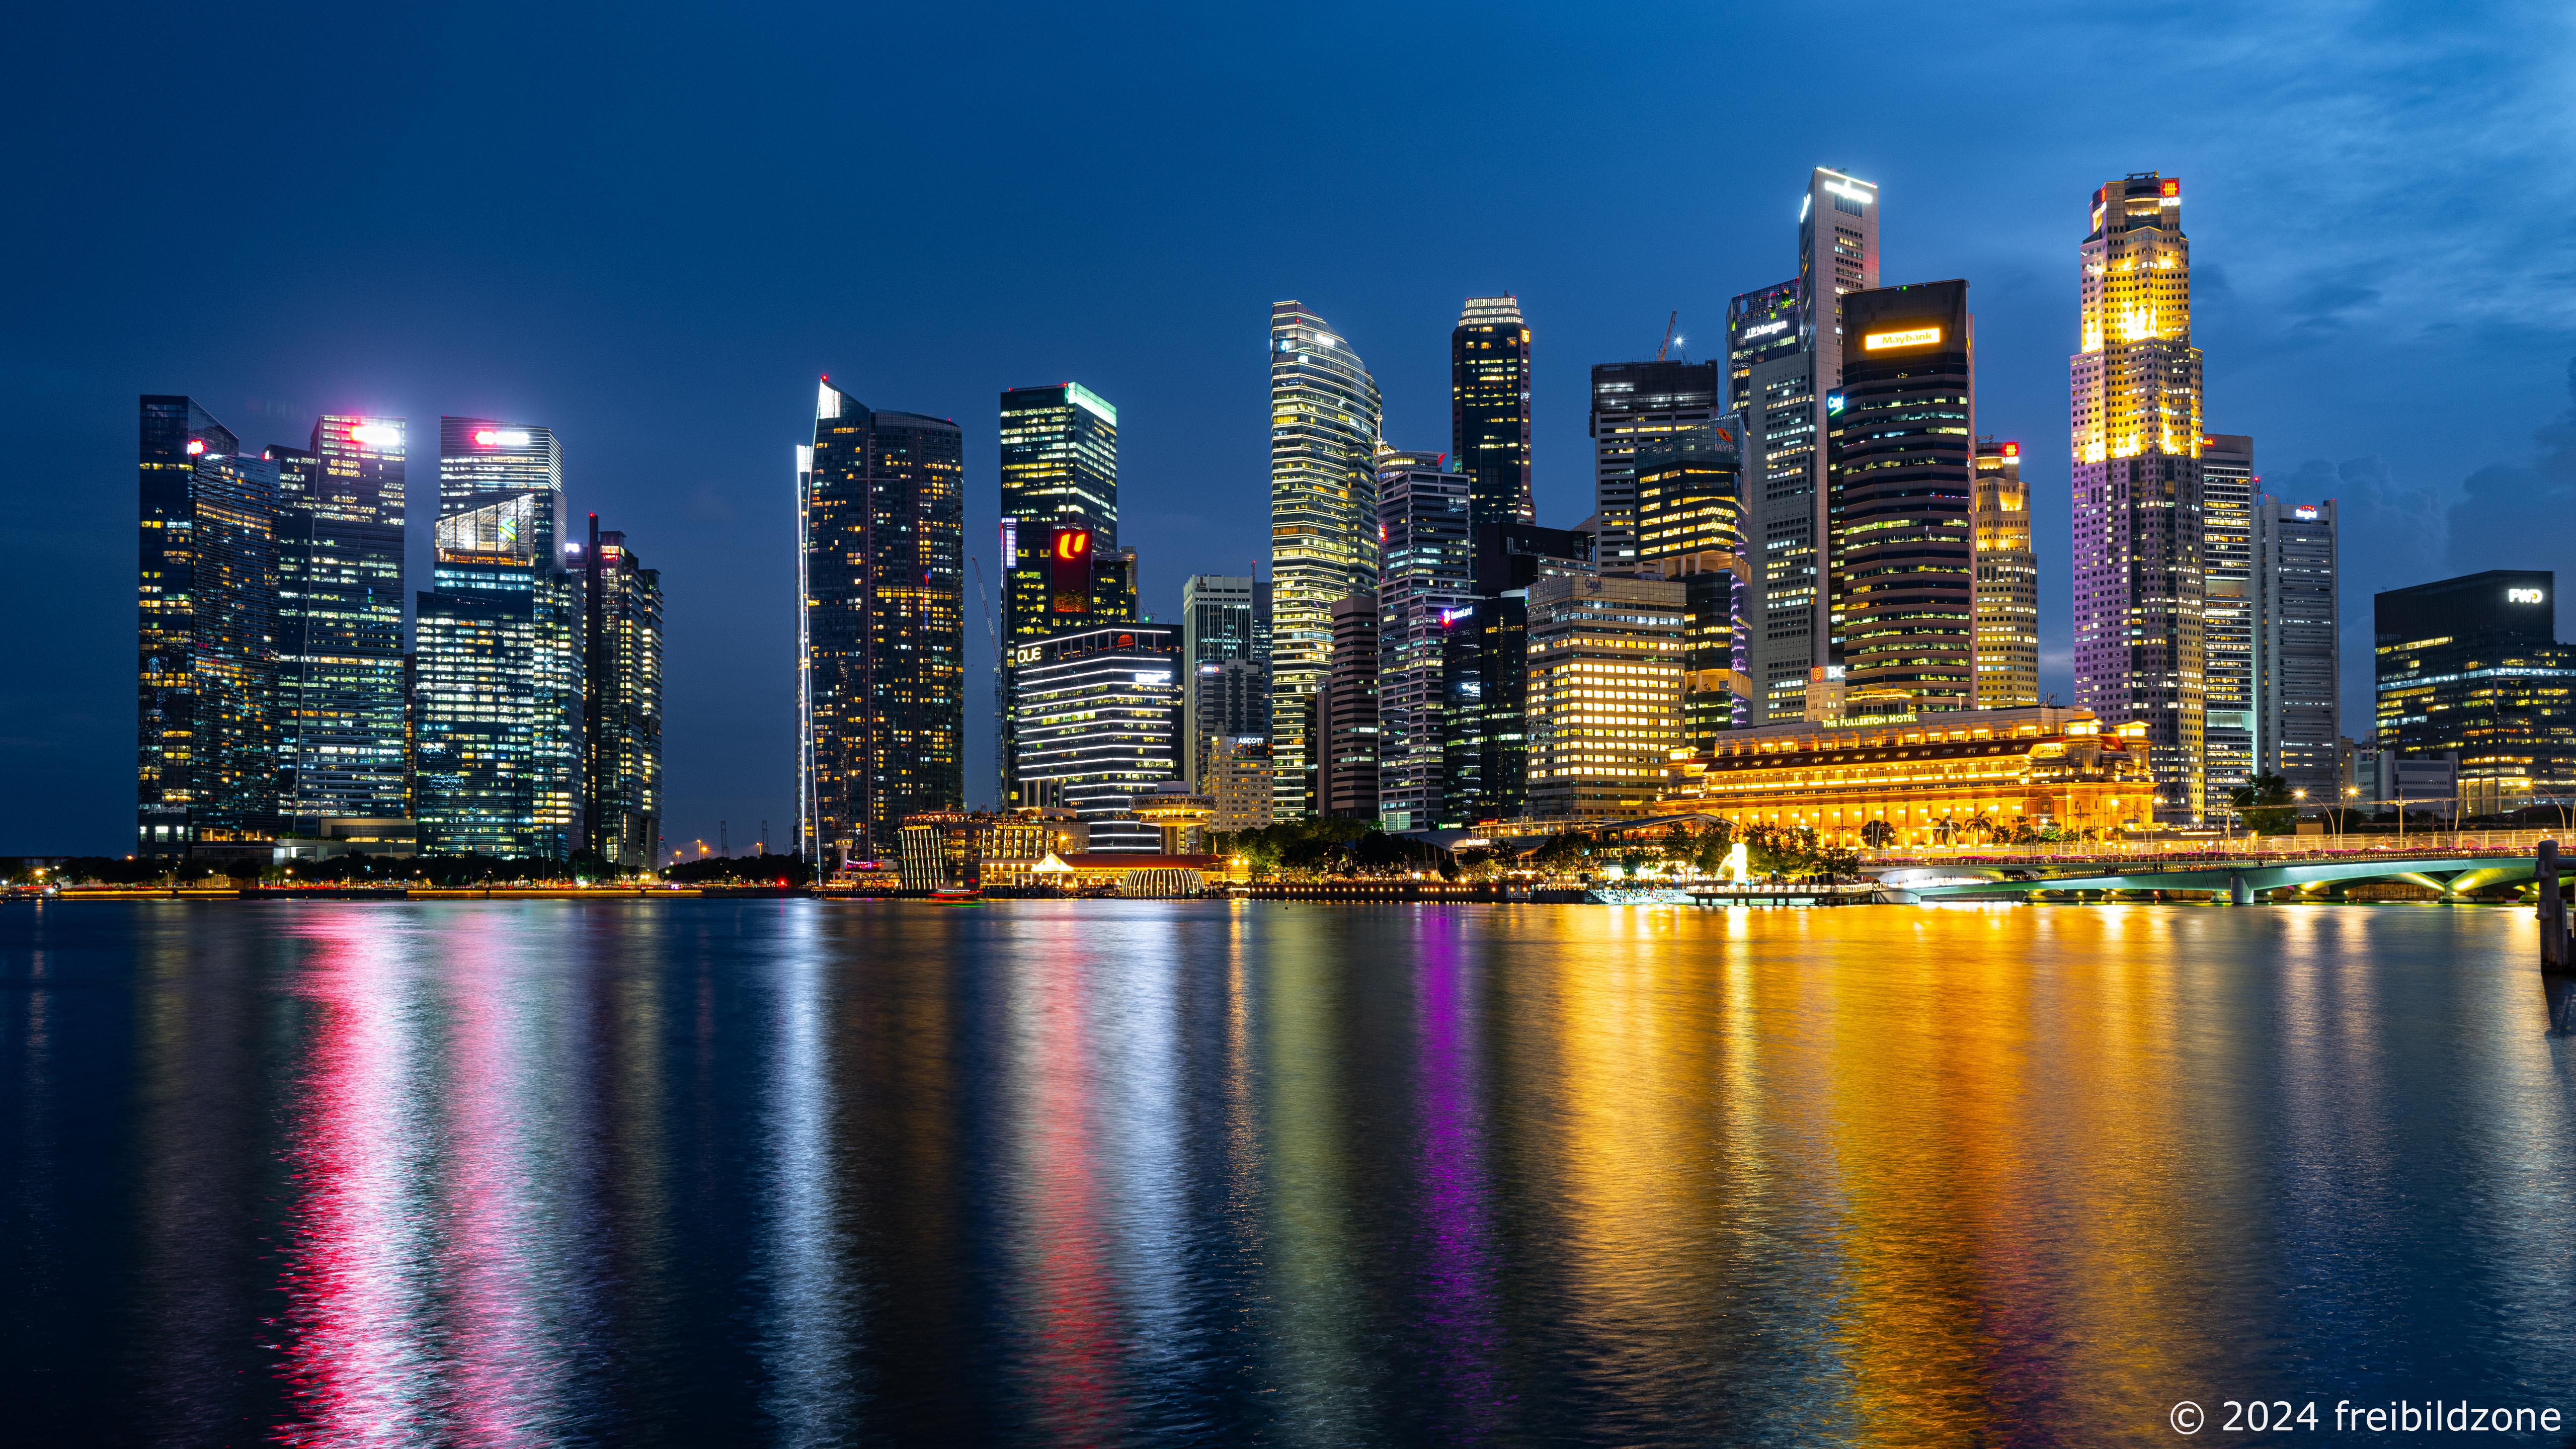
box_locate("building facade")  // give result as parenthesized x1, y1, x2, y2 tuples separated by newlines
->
(2069, 172, 2207, 823)
(582, 518, 663, 869)
(2200, 433, 2256, 800)
(1828, 281, 1976, 720)
(1204, 734, 1275, 833)
(1268, 301, 1383, 820)
(271, 414, 409, 831)
(798, 381, 967, 866)
(2373, 571, 2573, 814)
(1633, 426, 1745, 753)
(413, 417, 579, 858)
(1012, 623, 1179, 852)
(1453, 295, 1534, 538)
(1971, 439, 2041, 708)
(997, 382, 1118, 807)
(1656, 706, 2155, 845)
(137, 396, 278, 860)
(1525, 573, 1687, 820)
(1318, 596, 1381, 821)
(1180, 573, 1266, 786)
(1375, 451, 1474, 831)
(896, 809, 1083, 891)
(1590, 358, 1724, 577)
(1441, 523, 1595, 823)
(2252, 496, 2339, 803)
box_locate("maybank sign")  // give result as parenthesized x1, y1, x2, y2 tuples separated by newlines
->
(1863, 326, 1942, 351)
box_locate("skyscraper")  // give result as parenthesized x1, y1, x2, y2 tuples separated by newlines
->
(1180, 573, 1266, 786)
(2070, 172, 2207, 823)
(1634, 426, 1745, 753)
(137, 396, 277, 861)
(583, 516, 663, 870)
(1737, 167, 1881, 725)
(2201, 432, 2257, 800)
(270, 415, 409, 832)
(1452, 296, 1534, 538)
(413, 417, 580, 857)
(2374, 571, 2573, 815)
(1972, 439, 2041, 709)
(1442, 522, 1593, 823)
(1012, 623, 1179, 852)
(1319, 596, 1381, 821)
(1525, 574, 1687, 820)
(1374, 451, 1475, 831)
(798, 380, 966, 866)
(1828, 280, 1976, 719)
(997, 383, 1118, 807)
(2253, 496, 2339, 802)
(1590, 358, 1724, 577)
(1268, 301, 1383, 819)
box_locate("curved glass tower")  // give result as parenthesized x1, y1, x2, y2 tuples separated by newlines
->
(1267, 301, 1382, 819)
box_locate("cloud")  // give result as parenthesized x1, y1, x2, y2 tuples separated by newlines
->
(2444, 356, 2576, 575)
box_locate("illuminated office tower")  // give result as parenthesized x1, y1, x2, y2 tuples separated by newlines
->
(2200, 432, 2256, 799)
(1453, 295, 1534, 538)
(1590, 357, 1724, 576)
(1525, 574, 1687, 820)
(1318, 595, 1381, 820)
(996, 382, 1118, 806)
(137, 396, 278, 860)
(1440, 522, 1594, 823)
(1181, 573, 1267, 786)
(1013, 623, 1178, 852)
(1736, 166, 1880, 724)
(1268, 300, 1383, 819)
(1634, 425, 1745, 753)
(2374, 571, 2572, 813)
(2069, 172, 2207, 822)
(1972, 439, 2041, 708)
(797, 380, 966, 866)
(2252, 496, 2338, 802)
(1374, 451, 1475, 830)
(582, 516, 663, 870)
(270, 415, 408, 831)
(413, 418, 579, 857)
(1827, 281, 1976, 719)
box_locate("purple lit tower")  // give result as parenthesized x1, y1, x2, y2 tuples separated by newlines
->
(2068, 172, 2207, 824)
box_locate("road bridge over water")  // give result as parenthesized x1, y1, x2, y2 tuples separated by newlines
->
(1876, 843, 2558, 905)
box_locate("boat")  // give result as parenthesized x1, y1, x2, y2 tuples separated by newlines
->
(929, 887, 986, 905)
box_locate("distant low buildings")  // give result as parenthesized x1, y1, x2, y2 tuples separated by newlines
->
(897, 809, 1085, 891)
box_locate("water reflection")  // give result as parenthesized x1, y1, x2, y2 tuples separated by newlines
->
(7, 900, 2576, 1446)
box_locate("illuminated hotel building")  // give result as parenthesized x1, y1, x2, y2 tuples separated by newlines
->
(582, 517, 663, 869)
(2069, 171, 2207, 822)
(1632, 425, 1745, 752)
(2374, 571, 2570, 813)
(1738, 166, 1880, 724)
(798, 381, 966, 866)
(269, 415, 409, 830)
(1590, 357, 1724, 575)
(1374, 451, 1474, 830)
(1972, 439, 2041, 708)
(1181, 573, 1266, 786)
(1827, 280, 1976, 719)
(137, 396, 278, 860)
(1011, 623, 1178, 852)
(1268, 300, 1384, 818)
(1655, 706, 2155, 844)
(1453, 295, 1534, 539)
(2200, 432, 2256, 799)
(2251, 495, 2338, 802)
(997, 382, 1119, 806)
(1525, 573, 1686, 820)
(413, 418, 579, 857)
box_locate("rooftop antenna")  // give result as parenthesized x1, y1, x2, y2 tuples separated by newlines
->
(1656, 310, 1678, 361)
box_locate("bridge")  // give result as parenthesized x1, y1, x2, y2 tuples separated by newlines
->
(1876, 838, 2559, 905)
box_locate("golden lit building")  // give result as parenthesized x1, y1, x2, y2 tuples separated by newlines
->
(1654, 705, 2154, 844)
(896, 809, 1084, 891)
(1972, 439, 2040, 708)
(1525, 573, 1687, 820)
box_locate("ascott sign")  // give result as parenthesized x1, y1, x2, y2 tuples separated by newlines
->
(1863, 326, 1942, 351)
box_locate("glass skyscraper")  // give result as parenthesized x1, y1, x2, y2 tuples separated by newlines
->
(2200, 432, 2257, 800)
(1452, 295, 1534, 540)
(583, 516, 664, 869)
(1972, 439, 2042, 708)
(997, 382, 1119, 807)
(413, 417, 580, 857)
(1180, 573, 1267, 787)
(271, 415, 408, 830)
(1590, 359, 1724, 577)
(1012, 623, 1178, 852)
(1633, 426, 1745, 752)
(798, 380, 966, 866)
(2070, 171, 2208, 822)
(137, 396, 278, 860)
(1268, 300, 1383, 820)
(2252, 496, 2339, 802)
(1374, 451, 1474, 831)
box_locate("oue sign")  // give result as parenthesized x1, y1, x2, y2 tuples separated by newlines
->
(2510, 588, 2546, 604)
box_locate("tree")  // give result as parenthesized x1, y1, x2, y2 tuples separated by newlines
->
(1861, 819, 1897, 849)
(2229, 771, 2298, 835)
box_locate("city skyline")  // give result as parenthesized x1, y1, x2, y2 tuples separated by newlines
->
(12, 3, 2576, 853)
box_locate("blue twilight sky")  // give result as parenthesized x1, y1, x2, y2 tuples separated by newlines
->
(5, 0, 2574, 854)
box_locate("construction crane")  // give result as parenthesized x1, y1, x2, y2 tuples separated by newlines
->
(970, 554, 1000, 661)
(1656, 310, 1678, 361)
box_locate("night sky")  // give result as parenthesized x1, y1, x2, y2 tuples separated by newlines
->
(6, 1, 2572, 854)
